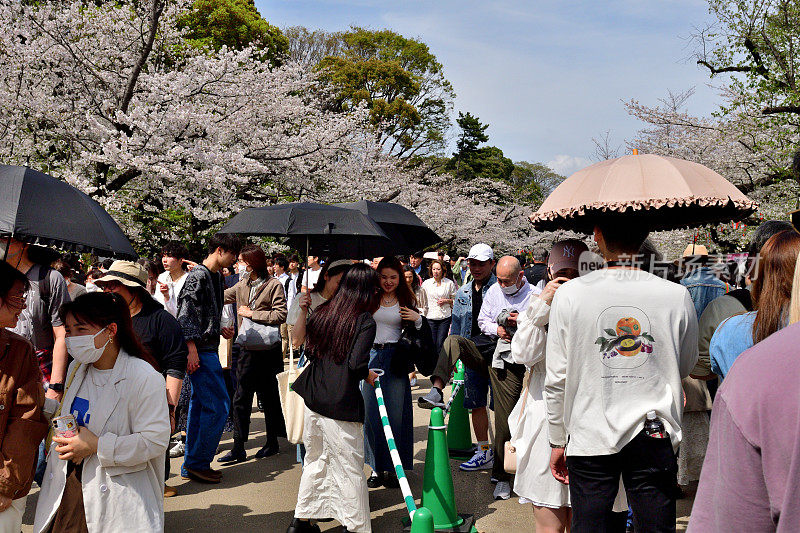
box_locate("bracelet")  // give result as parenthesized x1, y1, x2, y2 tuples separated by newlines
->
(549, 442, 566, 449)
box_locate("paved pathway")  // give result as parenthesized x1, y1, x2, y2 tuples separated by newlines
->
(22, 376, 695, 532)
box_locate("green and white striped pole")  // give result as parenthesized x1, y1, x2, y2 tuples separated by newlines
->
(371, 369, 418, 520)
(443, 379, 464, 415)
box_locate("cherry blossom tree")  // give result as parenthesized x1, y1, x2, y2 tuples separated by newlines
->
(0, 0, 540, 255)
(625, 88, 799, 256)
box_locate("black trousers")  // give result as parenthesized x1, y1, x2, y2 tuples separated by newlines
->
(232, 347, 286, 448)
(566, 430, 678, 533)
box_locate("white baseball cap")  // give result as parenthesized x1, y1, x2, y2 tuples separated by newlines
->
(467, 243, 494, 262)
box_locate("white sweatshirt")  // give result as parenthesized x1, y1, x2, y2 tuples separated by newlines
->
(154, 270, 188, 318)
(544, 268, 698, 455)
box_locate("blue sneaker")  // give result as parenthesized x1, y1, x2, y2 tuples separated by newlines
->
(459, 447, 494, 471)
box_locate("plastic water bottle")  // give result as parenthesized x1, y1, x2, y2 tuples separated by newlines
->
(644, 410, 668, 439)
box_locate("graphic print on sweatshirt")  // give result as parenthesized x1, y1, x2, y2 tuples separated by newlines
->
(595, 306, 655, 369)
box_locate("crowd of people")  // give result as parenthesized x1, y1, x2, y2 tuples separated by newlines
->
(1, 218, 800, 532)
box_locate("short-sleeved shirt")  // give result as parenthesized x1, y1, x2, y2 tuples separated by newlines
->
(11, 265, 71, 351)
(301, 268, 322, 291)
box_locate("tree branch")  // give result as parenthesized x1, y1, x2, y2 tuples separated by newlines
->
(761, 105, 800, 115)
(696, 59, 751, 75)
(119, 0, 164, 114)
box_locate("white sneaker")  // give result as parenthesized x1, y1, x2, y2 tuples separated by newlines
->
(168, 441, 185, 458)
(493, 480, 511, 500)
(459, 448, 494, 471)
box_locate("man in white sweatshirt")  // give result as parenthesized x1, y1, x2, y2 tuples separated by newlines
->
(544, 220, 698, 533)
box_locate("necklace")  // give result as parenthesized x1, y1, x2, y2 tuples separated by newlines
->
(382, 294, 397, 306)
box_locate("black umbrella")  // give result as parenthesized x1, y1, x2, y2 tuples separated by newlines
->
(336, 200, 441, 254)
(0, 166, 137, 258)
(217, 202, 394, 258)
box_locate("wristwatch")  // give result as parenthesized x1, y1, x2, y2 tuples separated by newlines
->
(549, 442, 566, 449)
(48, 382, 65, 393)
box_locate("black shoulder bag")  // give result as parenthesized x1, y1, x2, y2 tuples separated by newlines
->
(393, 316, 437, 376)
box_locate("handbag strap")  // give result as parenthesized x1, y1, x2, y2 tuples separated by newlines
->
(515, 370, 533, 431)
(45, 362, 83, 448)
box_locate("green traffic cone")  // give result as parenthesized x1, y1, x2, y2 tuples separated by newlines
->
(410, 507, 435, 533)
(447, 361, 473, 459)
(421, 408, 475, 532)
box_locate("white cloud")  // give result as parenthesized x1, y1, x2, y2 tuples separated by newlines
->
(547, 155, 592, 177)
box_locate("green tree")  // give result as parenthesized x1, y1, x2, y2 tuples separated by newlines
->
(178, 0, 288, 64)
(694, 0, 800, 181)
(316, 27, 455, 159)
(448, 112, 512, 182)
(454, 111, 488, 153)
(511, 161, 564, 197)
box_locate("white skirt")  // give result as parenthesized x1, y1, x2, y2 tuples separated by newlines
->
(295, 410, 372, 532)
(509, 369, 627, 511)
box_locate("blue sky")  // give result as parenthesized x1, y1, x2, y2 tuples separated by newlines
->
(257, 0, 719, 176)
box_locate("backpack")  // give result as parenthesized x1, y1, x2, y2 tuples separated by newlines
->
(36, 264, 53, 311)
(284, 275, 292, 298)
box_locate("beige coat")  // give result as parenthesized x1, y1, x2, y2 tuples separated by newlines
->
(34, 352, 170, 533)
(224, 275, 287, 328)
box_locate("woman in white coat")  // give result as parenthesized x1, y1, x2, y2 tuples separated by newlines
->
(509, 241, 627, 533)
(34, 292, 170, 533)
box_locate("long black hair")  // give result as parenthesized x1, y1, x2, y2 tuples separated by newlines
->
(305, 264, 379, 363)
(59, 292, 160, 372)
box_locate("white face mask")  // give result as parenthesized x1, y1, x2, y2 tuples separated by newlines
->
(500, 275, 523, 296)
(236, 263, 248, 276)
(65, 327, 110, 364)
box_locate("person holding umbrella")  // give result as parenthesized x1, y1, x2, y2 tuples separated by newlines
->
(544, 220, 698, 532)
(3, 239, 71, 401)
(218, 245, 287, 463)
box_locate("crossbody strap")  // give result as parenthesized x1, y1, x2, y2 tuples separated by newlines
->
(515, 370, 533, 431)
(45, 363, 83, 449)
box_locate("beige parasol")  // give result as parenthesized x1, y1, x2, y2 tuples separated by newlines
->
(530, 153, 757, 233)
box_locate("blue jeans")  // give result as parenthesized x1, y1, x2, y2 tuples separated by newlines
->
(362, 345, 414, 472)
(428, 317, 451, 353)
(182, 350, 230, 473)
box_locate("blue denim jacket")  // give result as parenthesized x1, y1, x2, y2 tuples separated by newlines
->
(450, 274, 497, 338)
(680, 267, 728, 318)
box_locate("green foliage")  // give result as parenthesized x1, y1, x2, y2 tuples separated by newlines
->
(316, 27, 454, 158)
(454, 112, 488, 154)
(447, 111, 512, 182)
(698, 0, 800, 168)
(510, 161, 565, 205)
(178, 0, 288, 64)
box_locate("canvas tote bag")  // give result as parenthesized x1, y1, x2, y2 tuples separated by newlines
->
(276, 333, 305, 444)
